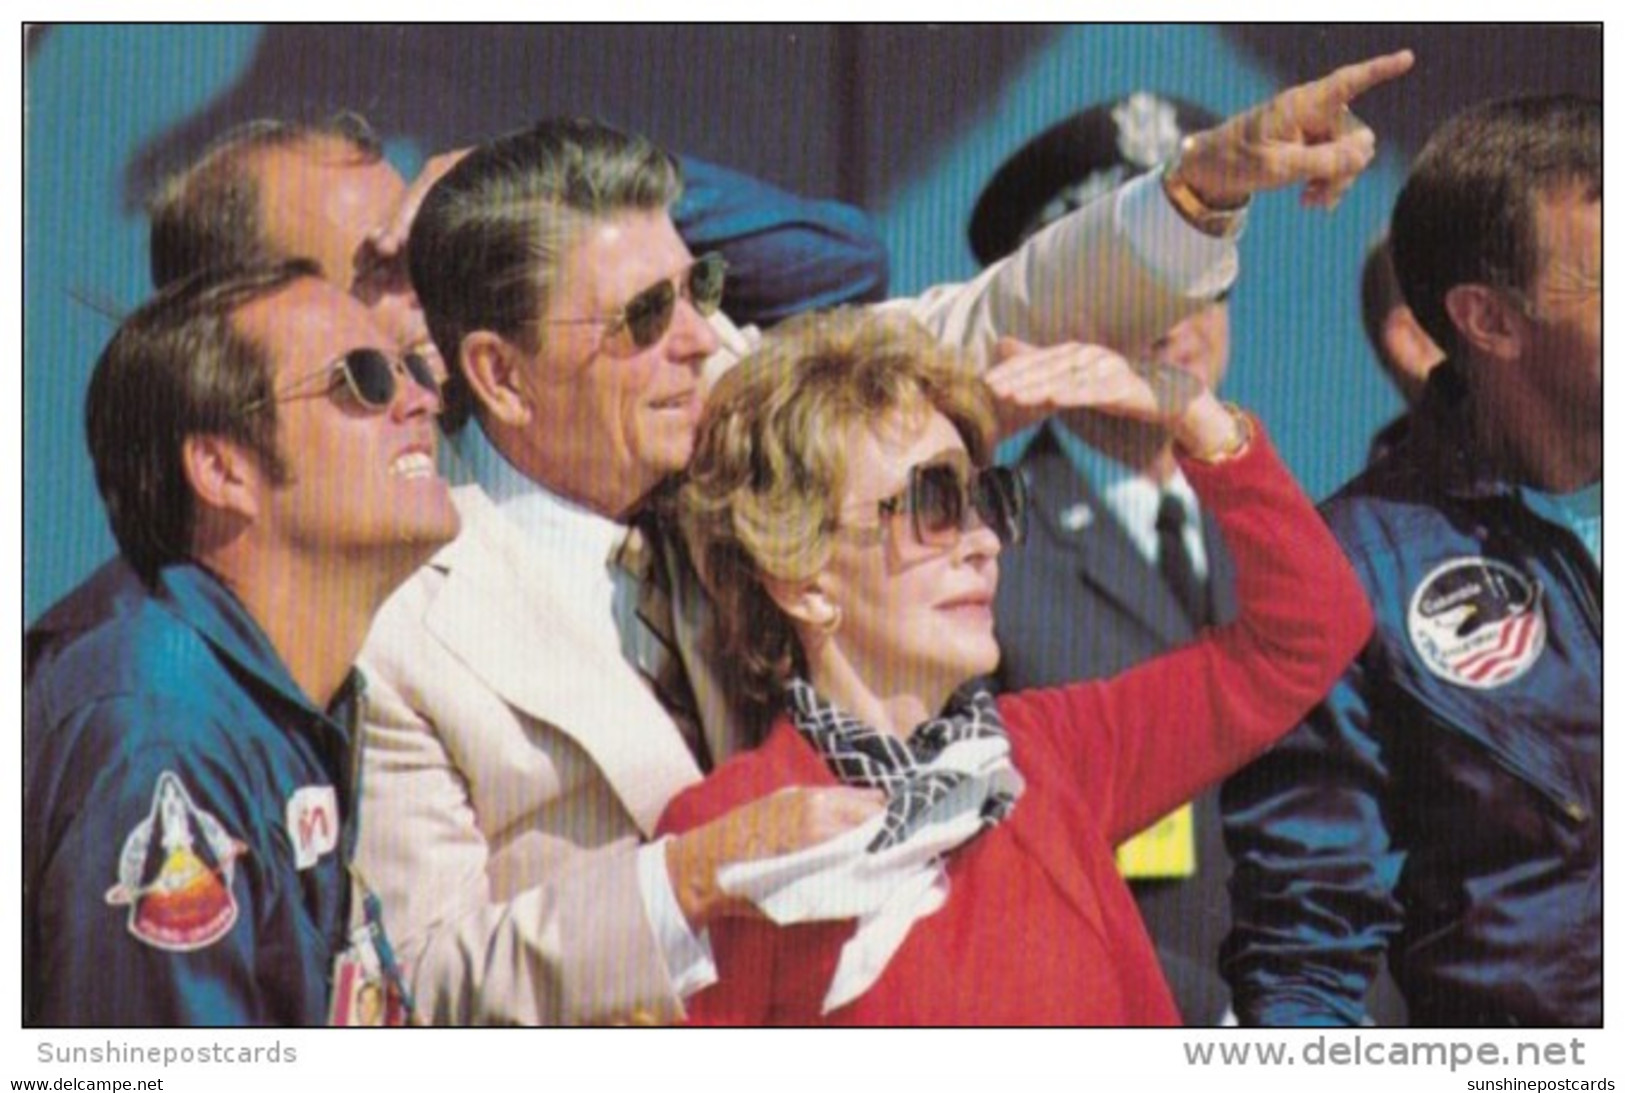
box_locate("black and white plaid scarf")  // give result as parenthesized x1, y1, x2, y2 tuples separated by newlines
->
(785, 679, 1020, 853)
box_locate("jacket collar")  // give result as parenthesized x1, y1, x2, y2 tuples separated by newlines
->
(1402, 361, 1523, 503)
(759, 710, 1111, 941)
(153, 562, 358, 724)
(421, 483, 702, 834)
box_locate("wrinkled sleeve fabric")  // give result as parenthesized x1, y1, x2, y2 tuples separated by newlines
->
(357, 651, 683, 1026)
(1220, 649, 1407, 1027)
(882, 171, 1239, 368)
(675, 155, 888, 326)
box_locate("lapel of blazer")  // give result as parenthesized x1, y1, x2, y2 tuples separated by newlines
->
(423, 484, 702, 835)
(1020, 425, 1194, 648)
(661, 538, 761, 767)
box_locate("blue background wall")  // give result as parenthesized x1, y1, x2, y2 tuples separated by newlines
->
(24, 25, 1600, 621)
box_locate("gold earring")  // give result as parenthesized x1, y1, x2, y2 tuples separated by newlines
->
(815, 604, 843, 636)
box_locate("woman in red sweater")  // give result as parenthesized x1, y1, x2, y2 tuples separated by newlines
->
(660, 310, 1371, 1025)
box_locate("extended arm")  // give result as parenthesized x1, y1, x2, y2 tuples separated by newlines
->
(888, 50, 1413, 367)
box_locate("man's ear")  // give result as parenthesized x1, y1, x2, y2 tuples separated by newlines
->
(459, 331, 532, 428)
(181, 434, 260, 521)
(1444, 284, 1525, 363)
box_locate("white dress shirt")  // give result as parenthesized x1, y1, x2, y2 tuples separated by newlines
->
(1050, 420, 1210, 578)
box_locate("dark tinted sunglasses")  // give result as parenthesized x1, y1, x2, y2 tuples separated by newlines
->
(544, 252, 727, 350)
(243, 348, 440, 415)
(875, 460, 1028, 549)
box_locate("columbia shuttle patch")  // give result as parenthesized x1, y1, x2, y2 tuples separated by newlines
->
(1407, 557, 1546, 689)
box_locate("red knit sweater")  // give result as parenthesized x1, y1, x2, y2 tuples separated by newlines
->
(658, 428, 1372, 1026)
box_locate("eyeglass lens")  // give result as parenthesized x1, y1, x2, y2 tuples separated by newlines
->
(621, 253, 728, 348)
(909, 463, 1027, 548)
(341, 348, 440, 409)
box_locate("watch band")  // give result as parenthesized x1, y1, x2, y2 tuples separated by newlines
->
(1161, 136, 1248, 239)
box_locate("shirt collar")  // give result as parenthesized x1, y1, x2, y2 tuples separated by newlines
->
(453, 417, 627, 574)
(1048, 420, 1200, 561)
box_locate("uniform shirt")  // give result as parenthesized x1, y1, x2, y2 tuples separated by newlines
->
(1050, 420, 1209, 579)
(25, 563, 360, 1026)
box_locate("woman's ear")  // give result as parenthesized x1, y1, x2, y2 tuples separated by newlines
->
(459, 331, 532, 428)
(762, 573, 840, 634)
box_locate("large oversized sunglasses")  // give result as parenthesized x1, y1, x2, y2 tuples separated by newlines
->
(542, 252, 727, 350)
(860, 458, 1028, 550)
(242, 348, 440, 415)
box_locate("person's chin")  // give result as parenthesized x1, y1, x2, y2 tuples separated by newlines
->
(642, 422, 697, 475)
(943, 630, 1000, 682)
(387, 493, 460, 548)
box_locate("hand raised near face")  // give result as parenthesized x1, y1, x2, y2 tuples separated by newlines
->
(984, 337, 1248, 460)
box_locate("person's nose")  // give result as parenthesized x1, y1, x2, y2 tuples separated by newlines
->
(391, 358, 441, 421)
(665, 295, 721, 366)
(956, 514, 1003, 565)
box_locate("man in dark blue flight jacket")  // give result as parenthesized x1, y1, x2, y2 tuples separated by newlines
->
(1223, 95, 1601, 1028)
(25, 262, 461, 1025)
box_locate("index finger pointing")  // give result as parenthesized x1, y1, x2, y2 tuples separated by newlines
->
(1312, 48, 1416, 109)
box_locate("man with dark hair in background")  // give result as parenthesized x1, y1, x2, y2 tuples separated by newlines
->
(1223, 94, 1600, 1026)
(24, 263, 459, 1024)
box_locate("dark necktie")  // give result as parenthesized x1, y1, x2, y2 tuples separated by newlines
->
(615, 516, 714, 772)
(1156, 492, 1208, 627)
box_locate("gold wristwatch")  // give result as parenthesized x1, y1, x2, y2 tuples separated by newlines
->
(1161, 136, 1248, 239)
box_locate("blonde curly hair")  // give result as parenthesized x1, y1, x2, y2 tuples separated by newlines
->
(679, 308, 996, 720)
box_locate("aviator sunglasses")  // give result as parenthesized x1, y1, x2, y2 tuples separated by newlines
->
(242, 348, 440, 415)
(542, 252, 728, 350)
(860, 458, 1029, 550)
